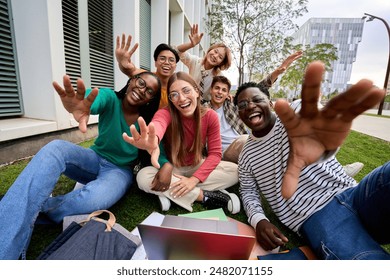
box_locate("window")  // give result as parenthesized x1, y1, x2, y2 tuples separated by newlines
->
(0, 0, 23, 117)
(62, 0, 81, 87)
(88, 0, 114, 88)
(139, 0, 151, 70)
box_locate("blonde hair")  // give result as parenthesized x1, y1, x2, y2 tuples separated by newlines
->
(166, 72, 208, 167)
(203, 43, 232, 75)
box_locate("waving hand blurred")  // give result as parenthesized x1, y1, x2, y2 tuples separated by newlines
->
(274, 61, 385, 199)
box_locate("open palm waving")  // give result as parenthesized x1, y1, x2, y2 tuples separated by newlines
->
(52, 75, 98, 133)
(274, 61, 385, 199)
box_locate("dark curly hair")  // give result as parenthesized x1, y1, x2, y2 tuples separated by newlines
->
(233, 82, 270, 106)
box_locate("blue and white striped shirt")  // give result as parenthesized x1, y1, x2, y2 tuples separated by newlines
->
(238, 116, 357, 233)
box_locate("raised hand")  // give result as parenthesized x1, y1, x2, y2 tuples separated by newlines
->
(188, 24, 204, 47)
(276, 50, 303, 74)
(122, 117, 160, 168)
(53, 75, 98, 133)
(274, 61, 385, 199)
(115, 34, 139, 76)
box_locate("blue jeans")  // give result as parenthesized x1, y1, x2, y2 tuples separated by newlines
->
(300, 161, 390, 259)
(0, 140, 133, 259)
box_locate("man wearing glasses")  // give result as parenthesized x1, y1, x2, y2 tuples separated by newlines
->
(116, 34, 179, 109)
(202, 51, 302, 164)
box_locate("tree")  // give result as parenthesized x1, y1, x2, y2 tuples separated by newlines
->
(205, 0, 308, 85)
(279, 43, 338, 97)
(205, 0, 224, 44)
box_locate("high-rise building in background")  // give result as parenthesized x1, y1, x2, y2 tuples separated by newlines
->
(292, 18, 364, 96)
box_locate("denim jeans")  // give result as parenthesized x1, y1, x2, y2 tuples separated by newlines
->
(300, 161, 390, 260)
(0, 140, 133, 259)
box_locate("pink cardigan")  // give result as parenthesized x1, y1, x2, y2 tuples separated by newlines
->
(152, 107, 222, 182)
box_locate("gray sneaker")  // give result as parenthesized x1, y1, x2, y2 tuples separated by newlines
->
(343, 162, 364, 177)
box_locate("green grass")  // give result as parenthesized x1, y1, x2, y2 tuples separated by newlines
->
(1, 130, 389, 259)
(364, 113, 390, 119)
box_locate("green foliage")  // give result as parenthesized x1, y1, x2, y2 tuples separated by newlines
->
(204, 0, 224, 44)
(272, 89, 287, 100)
(279, 43, 338, 97)
(204, 0, 308, 84)
(327, 89, 339, 100)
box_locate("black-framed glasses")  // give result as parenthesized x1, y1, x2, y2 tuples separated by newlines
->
(237, 95, 268, 111)
(134, 76, 156, 99)
(157, 56, 176, 65)
(168, 87, 193, 102)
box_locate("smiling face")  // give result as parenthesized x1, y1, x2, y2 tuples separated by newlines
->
(206, 47, 226, 67)
(155, 50, 177, 79)
(237, 87, 276, 137)
(168, 80, 200, 117)
(125, 74, 159, 106)
(210, 81, 230, 108)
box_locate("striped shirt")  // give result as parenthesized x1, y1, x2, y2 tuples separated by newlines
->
(238, 116, 357, 233)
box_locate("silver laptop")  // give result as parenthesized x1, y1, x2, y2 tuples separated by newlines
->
(137, 215, 256, 260)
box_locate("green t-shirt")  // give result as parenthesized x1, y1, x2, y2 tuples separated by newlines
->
(87, 88, 168, 168)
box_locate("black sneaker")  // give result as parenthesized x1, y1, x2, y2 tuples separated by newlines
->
(202, 190, 231, 210)
(202, 190, 241, 214)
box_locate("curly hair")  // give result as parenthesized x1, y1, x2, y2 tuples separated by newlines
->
(233, 82, 270, 106)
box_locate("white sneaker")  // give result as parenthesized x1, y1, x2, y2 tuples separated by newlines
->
(158, 196, 171, 211)
(220, 190, 241, 214)
(73, 182, 85, 190)
(343, 162, 364, 177)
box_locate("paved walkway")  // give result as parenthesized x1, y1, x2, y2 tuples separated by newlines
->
(351, 109, 390, 142)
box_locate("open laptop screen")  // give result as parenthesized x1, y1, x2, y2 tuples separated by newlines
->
(137, 223, 255, 260)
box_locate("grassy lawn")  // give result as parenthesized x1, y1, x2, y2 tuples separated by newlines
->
(0, 130, 389, 259)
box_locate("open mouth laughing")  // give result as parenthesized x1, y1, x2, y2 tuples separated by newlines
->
(247, 111, 263, 126)
(131, 90, 146, 102)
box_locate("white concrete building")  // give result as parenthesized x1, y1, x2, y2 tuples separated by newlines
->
(0, 0, 209, 141)
(0, 0, 211, 147)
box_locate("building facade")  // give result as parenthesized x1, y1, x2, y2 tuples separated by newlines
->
(0, 0, 211, 150)
(292, 17, 364, 95)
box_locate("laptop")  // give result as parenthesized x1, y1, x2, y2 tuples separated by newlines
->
(137, 215, 256, 260)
